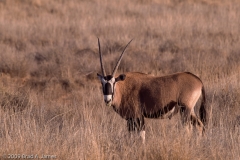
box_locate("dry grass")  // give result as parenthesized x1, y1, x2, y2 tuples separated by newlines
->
(0, 0, 240, 159)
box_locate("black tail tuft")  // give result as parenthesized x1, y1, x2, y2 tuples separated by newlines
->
(199, 86, 207, 126)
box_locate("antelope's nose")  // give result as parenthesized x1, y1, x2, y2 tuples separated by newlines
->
(104, 95, 112, 103)
(104, 98, 112, 107)
(105, 99, 111, 103)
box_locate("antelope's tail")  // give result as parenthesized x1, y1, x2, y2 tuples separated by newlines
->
(200, 86, 207, 126)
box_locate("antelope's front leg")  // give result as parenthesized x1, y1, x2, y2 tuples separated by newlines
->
(127, 117, 145, 143)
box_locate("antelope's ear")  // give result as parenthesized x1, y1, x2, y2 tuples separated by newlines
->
(97, 73, 103, 80)
(115, 74, 126, 82)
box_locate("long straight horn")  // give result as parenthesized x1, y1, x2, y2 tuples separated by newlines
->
(112, 39, 133, 77)
(98, 38, 106, 76)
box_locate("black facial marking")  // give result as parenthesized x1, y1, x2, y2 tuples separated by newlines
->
(104, 83, 113, 95)
(104, 75, 113, 81)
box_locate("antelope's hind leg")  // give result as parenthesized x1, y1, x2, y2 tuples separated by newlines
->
(190, 112, 205, 136)
(180, 107, 193, 134)
(180, 106, 205, 136)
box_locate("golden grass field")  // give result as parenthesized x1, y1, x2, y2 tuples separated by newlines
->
(0, 0, 240, 159)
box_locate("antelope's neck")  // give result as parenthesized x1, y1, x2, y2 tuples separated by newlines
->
(111, 83, 122, 109)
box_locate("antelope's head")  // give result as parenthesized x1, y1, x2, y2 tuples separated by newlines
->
(97, 38, 132, 106)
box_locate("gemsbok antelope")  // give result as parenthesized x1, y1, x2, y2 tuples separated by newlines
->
(97, 38, 207, 143)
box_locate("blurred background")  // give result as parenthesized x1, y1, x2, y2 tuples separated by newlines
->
(0, 0, 240, 159)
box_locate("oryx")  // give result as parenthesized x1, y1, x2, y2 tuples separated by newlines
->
(97, 38, 207, 143)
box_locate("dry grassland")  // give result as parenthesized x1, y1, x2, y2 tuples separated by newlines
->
(0, 0, 240, 159)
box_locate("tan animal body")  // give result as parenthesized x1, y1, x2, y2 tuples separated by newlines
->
(97, 39, 207, 143)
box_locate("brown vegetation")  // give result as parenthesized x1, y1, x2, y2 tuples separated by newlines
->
(0, 0, 240, 159)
